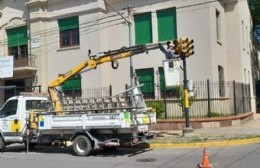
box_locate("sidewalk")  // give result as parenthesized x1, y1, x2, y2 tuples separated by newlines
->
(149, 114, 260, 148)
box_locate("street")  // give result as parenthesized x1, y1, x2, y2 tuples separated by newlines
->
(1, 143, 260, 168)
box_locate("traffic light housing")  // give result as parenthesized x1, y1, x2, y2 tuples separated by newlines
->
(185, 38, 194, 57)
(174, 38, 187, 54)
(173, 37, 194, 57)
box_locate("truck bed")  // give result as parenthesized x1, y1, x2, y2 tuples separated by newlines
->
(37, 112, 156, 130)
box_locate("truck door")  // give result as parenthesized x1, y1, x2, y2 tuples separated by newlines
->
(0, 99, 21, 138)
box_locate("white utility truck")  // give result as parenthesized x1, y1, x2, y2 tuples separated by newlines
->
(0, 43, 164, 156)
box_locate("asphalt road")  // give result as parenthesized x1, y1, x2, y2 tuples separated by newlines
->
(1, 143, 260, 168)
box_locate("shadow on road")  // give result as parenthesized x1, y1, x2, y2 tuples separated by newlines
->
(92, 147, 153, 157)
(3, 143, 152, 157)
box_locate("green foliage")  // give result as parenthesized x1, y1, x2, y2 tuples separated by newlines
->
(248, 0, 260, 25)
(146, 101, 165, 118)
(171, 86, 182, 98)
(209, 112, 225, 118)
(249, 0, 260, 42)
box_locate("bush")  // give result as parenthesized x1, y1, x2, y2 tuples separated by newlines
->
(209, 112, 225, 117)
(146, 101, 164, 118)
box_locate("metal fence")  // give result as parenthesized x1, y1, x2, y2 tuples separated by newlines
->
(143, 80, 251, 119)
(60, 80, 251, 119)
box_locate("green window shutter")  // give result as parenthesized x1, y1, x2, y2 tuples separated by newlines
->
(158, 67, 165, 90)
(58, 16, 79, 31)
(134, 13, 152, 45)
(6, 26, 28, 47)
(135, 68, 154, 94)
(157, 8, 177, 42)
(62, 74, 81, 91)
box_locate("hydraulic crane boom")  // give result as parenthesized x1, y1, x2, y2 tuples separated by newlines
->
(48, 43, 165, 114)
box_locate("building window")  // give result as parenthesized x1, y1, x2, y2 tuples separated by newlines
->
(244, 68, 247, 83)
(134, 12, 152, 45)
(157, 8, 177, 42)
(58, 16, 80, 48)
(8, 45, 28, 59)
(242, 21, 245, 50)
(246, 26, 249, 53)
(6, 26, 28, 66)
(216, 9, 221, 42)
(218, 65, 225, 97)
(62, 74, 82, 97)
(248, 71, 250, 84)
(135, 68, 154, 98)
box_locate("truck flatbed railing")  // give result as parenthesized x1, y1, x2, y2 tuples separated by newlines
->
(49, 85, 147, 114)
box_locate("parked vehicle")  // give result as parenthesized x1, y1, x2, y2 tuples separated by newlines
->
(0, 43, 163, 156)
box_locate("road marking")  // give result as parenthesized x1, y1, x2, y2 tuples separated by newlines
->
(149, 137, 260, 148)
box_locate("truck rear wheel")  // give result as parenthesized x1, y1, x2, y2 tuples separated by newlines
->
(73, 135, 92, 156)
(0, 136, 5, 152)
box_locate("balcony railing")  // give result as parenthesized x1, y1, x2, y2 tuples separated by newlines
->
(13, 55, 36, 68)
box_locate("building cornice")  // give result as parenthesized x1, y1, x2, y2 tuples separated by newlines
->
(25, 0, 48, 8)
(29, 7, 106, 22)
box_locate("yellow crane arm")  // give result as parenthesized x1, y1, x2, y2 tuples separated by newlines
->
(48, 44, 153, 114)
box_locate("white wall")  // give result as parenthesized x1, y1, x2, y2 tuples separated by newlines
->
(209, 2, 227, 81)
(103, 0, 215, 94)
(0, 0, 254, 100)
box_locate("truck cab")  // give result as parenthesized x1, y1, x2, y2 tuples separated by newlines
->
(0, 95, 47, 148)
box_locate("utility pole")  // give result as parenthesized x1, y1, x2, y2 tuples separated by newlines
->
(127, 5, 134, 87)
(26, 8, 32, 67)
(103, 0, 134, 86)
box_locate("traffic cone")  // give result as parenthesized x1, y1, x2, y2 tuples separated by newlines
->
(198, 147, 213, 168)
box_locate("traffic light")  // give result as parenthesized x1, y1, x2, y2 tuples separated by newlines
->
(172, 40, 180, 55)
(185, 38, 194, 57)
(174, 37, 194, 57)
(175, 38, 187, 54)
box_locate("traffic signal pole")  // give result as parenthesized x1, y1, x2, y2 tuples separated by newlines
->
(181, 53, 194, 136)
(162, 37, 194, 136)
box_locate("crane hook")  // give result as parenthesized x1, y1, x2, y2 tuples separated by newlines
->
(111, 60, 119, 69)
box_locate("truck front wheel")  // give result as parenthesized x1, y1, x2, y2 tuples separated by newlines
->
(73, 135, 92, 156)
(0, 136, 5, 152)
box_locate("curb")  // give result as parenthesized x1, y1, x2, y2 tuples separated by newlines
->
(149, 137, 260, 148)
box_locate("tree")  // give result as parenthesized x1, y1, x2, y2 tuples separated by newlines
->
(248, 0, 260, 25)
(248, 0, 260, 42)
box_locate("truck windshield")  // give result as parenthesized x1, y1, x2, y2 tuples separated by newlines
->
(26, 100, 47, 111)
(0, 99, 18, 118)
